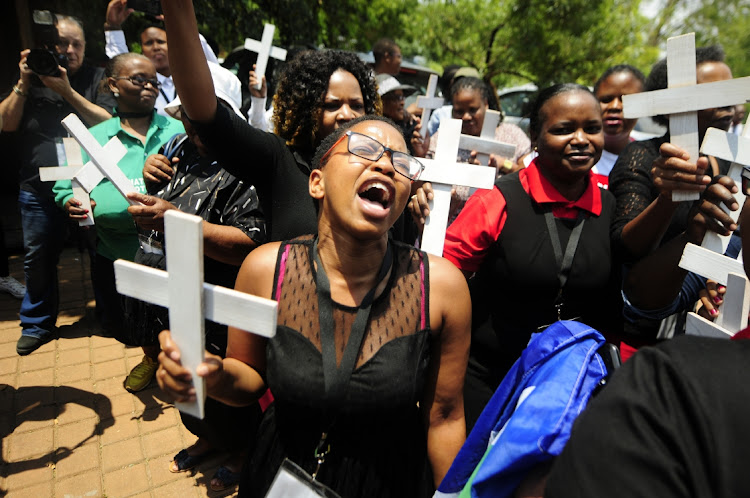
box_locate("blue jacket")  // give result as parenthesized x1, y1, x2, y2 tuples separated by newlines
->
(436, 320, 609, 498)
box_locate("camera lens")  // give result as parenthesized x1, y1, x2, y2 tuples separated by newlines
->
(27, 49, 62, 77)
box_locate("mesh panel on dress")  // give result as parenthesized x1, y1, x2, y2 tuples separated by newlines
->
(609, 137, 665, 244)
(276, 241, 425, 368)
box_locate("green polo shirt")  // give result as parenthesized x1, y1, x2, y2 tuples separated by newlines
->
(54, 112, 185, 262)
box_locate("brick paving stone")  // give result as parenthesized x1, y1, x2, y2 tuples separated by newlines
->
(138, 407, 180, 434)
(91, 344, 124, 364)
(54, 468, 103, 498)
(14, 403, 55, 433)
(93, 358, 127, 381)
(57, 335, 91, 351)
(0, 248, 210, 497)
(93, 376, 128, 397)
(146, 457, 183, 489)
(97, 392, 135, 421)
(90, 335, 117, 348)
(7, 427, 54, 460)
(56, 362, 93, 385)
(142, 426, 183, 460)
(101, 437, 144, 472)
(125, 346, 144, 358)
(152, 478, 202, 498)
(54, 379, 96, 404)
(17, 367, 54, 388)
(0, 373, 17, 389)
(0, 319, 21, 330)
(55, 417, 100, 449)
(4, 462, 54, 490)
(100, 416, 139, 446)
(4, 479, 54, 498)
(54, 441, 99, 479)
(132, 388, 174, 413)
(102, 463, 149, 496)
(0, 340, 18, 359)
(57, 346, 91, 367)
(56, 398, 98, 426)
(18, 350, 55, 372)
(0, 356, 17, 375)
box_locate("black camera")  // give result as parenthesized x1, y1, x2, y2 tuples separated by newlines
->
(26, 10, 68, 78)
(127, 0, 162, 17)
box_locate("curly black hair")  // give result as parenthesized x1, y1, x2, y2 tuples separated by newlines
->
(272, 50, 381, 153)
(529, 83, 597, 141)
(645, 45, 726, 126)
(593, 64, 646, 95)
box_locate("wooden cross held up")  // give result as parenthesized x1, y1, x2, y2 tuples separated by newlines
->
(458, 109, 517, 167)
(244, 24, 287, 91)
(416, 74, 444, 139)
(115, 210, 278, 419)
(60, 113, 140, 205)
(622, 32, 750, 202)
(39, 136, 127, 226)
(678, 243, 748, 338)
(419, 119, 496, 257)
(699, 125, 750, 254)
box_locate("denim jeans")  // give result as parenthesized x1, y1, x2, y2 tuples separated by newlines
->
(18, 189, 67, 340)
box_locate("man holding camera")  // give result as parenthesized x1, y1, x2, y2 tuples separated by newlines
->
(0, 15, 115, 356)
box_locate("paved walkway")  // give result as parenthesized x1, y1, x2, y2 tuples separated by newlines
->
(0, 247, 238, 497)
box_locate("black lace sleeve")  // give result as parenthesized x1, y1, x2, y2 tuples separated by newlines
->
(608, 136, 667, 248)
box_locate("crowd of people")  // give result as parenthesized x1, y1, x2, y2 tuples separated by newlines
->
(1, 0, 749, 495)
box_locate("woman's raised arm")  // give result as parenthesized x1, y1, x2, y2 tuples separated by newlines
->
(161, 0, 217, 122)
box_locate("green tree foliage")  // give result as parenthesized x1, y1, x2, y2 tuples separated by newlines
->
(404, 0, 658, 89)
(676, 0, 750, 78)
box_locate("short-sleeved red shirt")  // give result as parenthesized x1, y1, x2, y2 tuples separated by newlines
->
(443, 159, 603, 273)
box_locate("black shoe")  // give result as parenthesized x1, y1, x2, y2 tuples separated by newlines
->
(16, 335, 53, 356)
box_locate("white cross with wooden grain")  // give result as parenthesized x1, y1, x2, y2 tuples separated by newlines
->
(419, 119, 496, 256)
(623, 32, 750, 201)
(244, 24, 287, 91)
(115, 210, 278, 419)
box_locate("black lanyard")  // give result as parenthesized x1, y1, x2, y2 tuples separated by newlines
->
(313, 238, 393, 410)
(543, 209, 586, 321)
(159, 87, 174, 103)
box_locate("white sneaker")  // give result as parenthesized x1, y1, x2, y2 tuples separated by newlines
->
(0, 276, 26, 299)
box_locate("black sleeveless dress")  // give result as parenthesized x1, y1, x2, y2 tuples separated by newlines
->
(239, 237, 435, 498)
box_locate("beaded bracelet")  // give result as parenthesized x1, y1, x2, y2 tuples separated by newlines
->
(12, 85, 28, 98)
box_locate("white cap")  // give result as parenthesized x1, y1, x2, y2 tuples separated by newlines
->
(375, 73, 416, 97)
(165, 62, 244, 119)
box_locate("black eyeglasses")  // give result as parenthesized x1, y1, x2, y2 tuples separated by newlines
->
(321, 131, 425, 181)
(115, 75, 161, 88)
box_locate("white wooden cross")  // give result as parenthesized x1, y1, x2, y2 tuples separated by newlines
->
(60, 113, 140, 204)
(458, 109, 517, 166)
(244, 24, 287, 91)
(40, 136, 127, 226)
(114, 210, 278, 418)
(699, 125, 750, 253)
(622, 32, 750, 201)
(416, 74, 444, 139)
(679, 242, 748, 338)
(419, 119, 496, 256)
